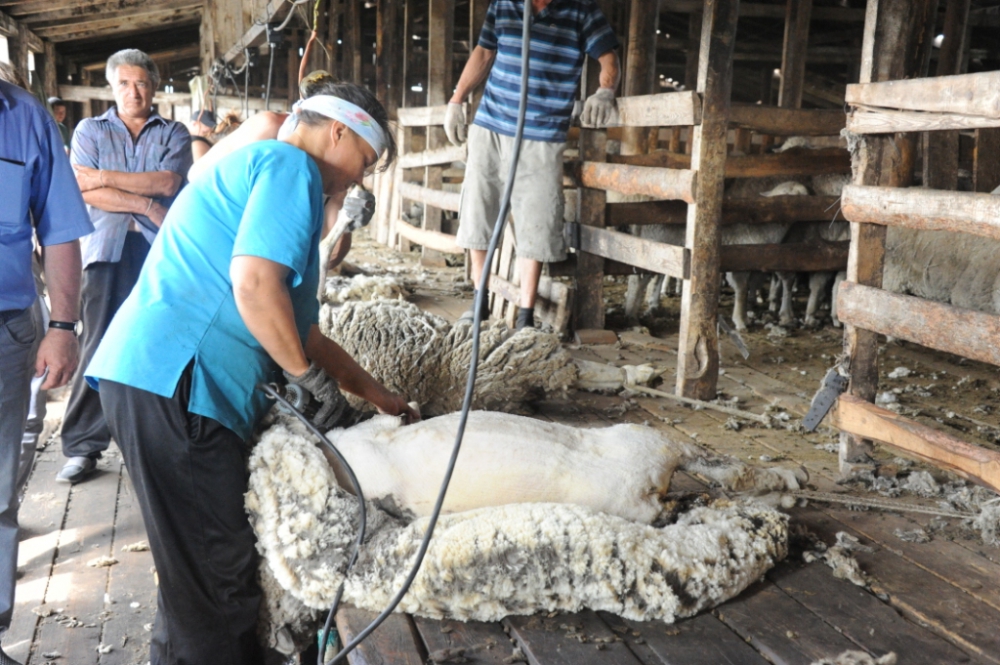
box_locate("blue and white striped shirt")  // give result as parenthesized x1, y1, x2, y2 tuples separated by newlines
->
(474, 0, 618, 143)
(71, 106, 191, 268)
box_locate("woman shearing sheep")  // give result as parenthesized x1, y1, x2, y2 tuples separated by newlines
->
(84, 81, 419, 665)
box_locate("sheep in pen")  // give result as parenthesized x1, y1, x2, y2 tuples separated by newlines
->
(248, 297, 808, 654)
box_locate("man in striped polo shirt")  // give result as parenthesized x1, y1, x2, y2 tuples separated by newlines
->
(446, 0, 620, 330)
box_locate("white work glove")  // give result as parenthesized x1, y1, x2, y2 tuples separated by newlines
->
(580, 87, 618, 128)
(444, 102, 467, 146)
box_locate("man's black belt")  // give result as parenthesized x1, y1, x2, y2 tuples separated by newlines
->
(0, 308, 29, 325)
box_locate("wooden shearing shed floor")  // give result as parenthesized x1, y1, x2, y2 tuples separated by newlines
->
(5, 237, 1000, 665)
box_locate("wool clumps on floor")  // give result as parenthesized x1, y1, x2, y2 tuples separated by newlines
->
(319, 300, 577, 414)
(246, 417, 789, 652)
(810, 650, 897, 665)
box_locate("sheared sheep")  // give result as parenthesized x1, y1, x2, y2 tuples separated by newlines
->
(319, 300, 577, 415)
(319, 411, 807, 523)
(247, 416, 791, 653)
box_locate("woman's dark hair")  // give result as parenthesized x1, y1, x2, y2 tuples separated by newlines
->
(297, 78, 397, 171)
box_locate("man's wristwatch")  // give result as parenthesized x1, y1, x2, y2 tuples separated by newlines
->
(49, 320, 78, 334)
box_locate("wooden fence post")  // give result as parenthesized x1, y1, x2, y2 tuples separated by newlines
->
(422, 0, 455, 267)
(840, 0, 938, 473)
(674, 0, 739, 400)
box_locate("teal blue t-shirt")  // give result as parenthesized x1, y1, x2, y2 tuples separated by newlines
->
(86, 140, 324, 440)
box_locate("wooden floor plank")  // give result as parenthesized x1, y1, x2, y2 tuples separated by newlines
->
(504, 611, 643, 665)
(802, 507, 1000, 664)
(601, 611, 770, 665)
(412, 617, 513, 664)
(99, 468, 156, 665)
(3, 445, 73, 662)
(818, 508, 1000, 614)
(768, 561, 975, 664)
(335, 605, 425, 665)
(715, 580, 861, 665)
(32, 455, 123, 664)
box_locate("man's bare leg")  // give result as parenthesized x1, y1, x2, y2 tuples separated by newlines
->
(469, 249, 488, 287)
(518, 258, 542, 309)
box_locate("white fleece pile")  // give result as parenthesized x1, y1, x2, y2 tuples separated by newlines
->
(247, 417, 789, 631)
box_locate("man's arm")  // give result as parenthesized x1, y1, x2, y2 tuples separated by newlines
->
(79, 188, 169, 228)
(305, 326, 419, 422)
(75, 166, 182, 198)
(231, 255, 311, 376)
(35, 240, 82, 389)
(597, 50, 621, 91)
(449, 46, 497, 103)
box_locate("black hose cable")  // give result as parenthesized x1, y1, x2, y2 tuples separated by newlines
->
(319, 2, 534, 663)
(256, 382, 367, 658)
(265, 46, 276, 111)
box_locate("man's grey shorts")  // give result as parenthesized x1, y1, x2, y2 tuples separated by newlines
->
(456, 124, 567, 263)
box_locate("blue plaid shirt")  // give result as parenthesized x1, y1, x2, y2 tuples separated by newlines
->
(474, 0, 619, 143)
(0, 80, 93, 311)
(71, 106, 191, 268)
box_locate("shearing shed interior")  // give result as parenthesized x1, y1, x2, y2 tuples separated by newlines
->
(2, 0, 1000, 664)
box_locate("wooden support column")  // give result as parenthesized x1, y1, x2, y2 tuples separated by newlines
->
(683, 9, 702, 155)
(343, 0, 362, 83)
(921, 0, 970, 190)
(43, 41, 57, 99)
(840, 0, 938, 472)
(974, 128, 1000, 193)
(675, 0, 739, 400)
(287, 29, 301, 105)
(421, 0, 455, 267)
(374, 0, 406, 245)
(621, 0, 661, 156)
(778, 0, 812, 109)
(574, 129, 609, 330)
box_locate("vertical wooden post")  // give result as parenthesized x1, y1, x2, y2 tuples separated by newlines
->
(621, 0, 660, 156)
(375, 0, 406, 245)
(675, 0, 739, 400)
(683, 9, 702, 155)
(421, 0, 454, 267)
(974, 128, 1000, 193)
(343, 0, 363, 83)
(922, 0, 970, 191)
(573, 129, 609, 330)
(43, 41, 57, 98)
(778, 0, 812, 109)
(840, 0, 938, 472)
(287, 29, 301, 105)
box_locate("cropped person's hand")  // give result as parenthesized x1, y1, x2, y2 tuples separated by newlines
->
(35, 329, 79, 390)
(375, 390, 421, 425)
(444, 102, 467, 146)
(284, 362, 356, 430)
(580, 88, 618, 127)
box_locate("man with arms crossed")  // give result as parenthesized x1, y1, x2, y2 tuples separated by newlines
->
(57, 49, 191, 484)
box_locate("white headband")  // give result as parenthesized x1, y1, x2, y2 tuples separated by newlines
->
(277, 95, 388, 159)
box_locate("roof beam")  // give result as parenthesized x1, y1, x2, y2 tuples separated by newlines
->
(34, 6, 200, 41)
(12, 0, 198, 27)
(222, 0, 297, 65)
(0, 8, 43, 50)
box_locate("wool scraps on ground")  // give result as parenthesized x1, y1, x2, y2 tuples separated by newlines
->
(246, 418, 789, 648)
(319, 300, 576, 415)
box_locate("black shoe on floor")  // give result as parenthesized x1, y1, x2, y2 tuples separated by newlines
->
(457, 290, 491, 324)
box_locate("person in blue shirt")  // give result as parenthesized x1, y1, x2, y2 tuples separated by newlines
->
(85, 80, 417, 665)
(446, 0, 620, 330)
(57, 49, 192, 485)
(0, 76, 93, 665)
